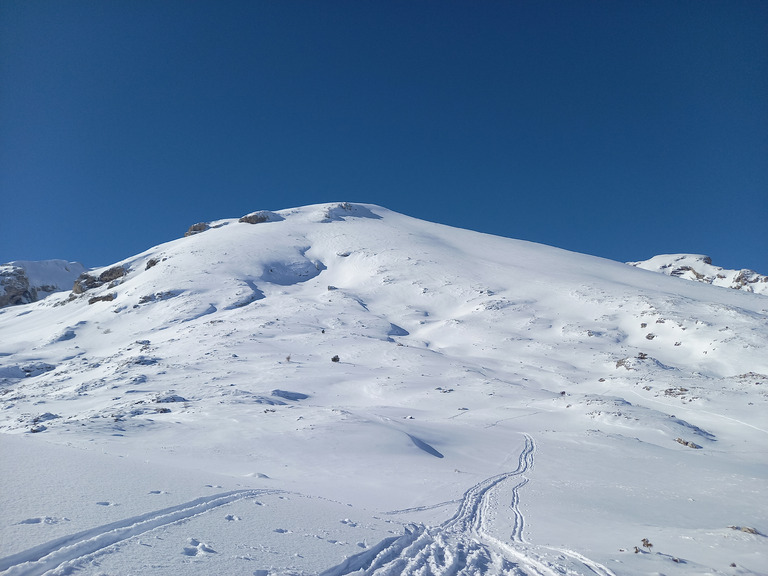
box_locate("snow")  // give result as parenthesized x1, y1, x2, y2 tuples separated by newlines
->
(4, 260, 85, 291)
(0, 260, 85, 307)
(1, 203, 766, 575)
(628, 254, 768, 295)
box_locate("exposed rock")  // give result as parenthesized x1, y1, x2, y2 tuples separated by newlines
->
(675, 437, 702, 449)
(0, 266, 32, 307)
(155, 392, 188, 403)
(0, 362, 58, 379)
(73, 266, 126, 295)
(88, 293, 116, 305)
(72, 274, 100, 294)
(321, 203, 382, 222)
(138, 291, 179, 304)
(239, 210, 284, 224)
(1, 260, 86, 308)
(628, 254, 768, 295)
(185, 222, 210, 236)
(98, 266, 127, 283)
(33, 412, 59, 423)
(728, 525, 762, 535)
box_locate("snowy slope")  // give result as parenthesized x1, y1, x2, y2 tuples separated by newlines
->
(0, 260, 85, 308)
(1, 203, 766, 576)
(628, 254, 768, 295)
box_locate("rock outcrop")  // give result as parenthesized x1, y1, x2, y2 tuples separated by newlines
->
(628, 254, 768, 295)
(0, 260, 86, 308)
(238, 210, 284, 224)
(72, 266, 127, 295)
(184, 222, 210, 236)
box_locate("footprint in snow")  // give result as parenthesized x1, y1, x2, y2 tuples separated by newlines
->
(183, 538, 216, 556)
(17, 516, 69, 525)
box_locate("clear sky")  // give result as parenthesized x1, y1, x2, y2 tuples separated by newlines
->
(2, 1, 767, 272)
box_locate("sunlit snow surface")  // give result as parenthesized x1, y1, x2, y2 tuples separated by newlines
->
(1, 203, 766, 576)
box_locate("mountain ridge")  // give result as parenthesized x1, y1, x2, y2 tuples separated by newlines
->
(3, 204, 764, 310)
(0, 260, 85, 308)
(1, 202, 766, 575)
(628, 253, 768, 295)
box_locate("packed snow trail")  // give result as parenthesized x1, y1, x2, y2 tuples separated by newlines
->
(322, 434, 616, 576)
(321, 434, 548, 576)
(0, 489, 280, 576)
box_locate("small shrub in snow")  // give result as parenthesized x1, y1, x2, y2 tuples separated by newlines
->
(641, 538, 653, 551)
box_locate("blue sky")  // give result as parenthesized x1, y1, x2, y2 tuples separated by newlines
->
(2, 1, 767, 272)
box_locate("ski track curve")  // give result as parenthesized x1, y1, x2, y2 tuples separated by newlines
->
(0, 489, 281, 576)
(323, 434, 616, 576)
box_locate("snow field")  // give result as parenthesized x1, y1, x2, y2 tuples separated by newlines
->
(1, 203, 766, 575)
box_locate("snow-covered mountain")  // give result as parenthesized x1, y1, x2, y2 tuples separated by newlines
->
(1, 203, 766, 576)
(628, 254, 768, 295)
(0, 260, 85, 308)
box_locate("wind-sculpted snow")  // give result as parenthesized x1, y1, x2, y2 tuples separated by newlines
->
(406, 434, 444, 458)
(1, 203, 767, 575)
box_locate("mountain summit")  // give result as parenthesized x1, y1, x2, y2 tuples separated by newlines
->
(1, 203, 766, 576)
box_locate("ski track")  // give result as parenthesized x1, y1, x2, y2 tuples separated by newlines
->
(323, 434, 616, 576)
(1, 435, 617, 576)
(0, 489, 281, 576)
